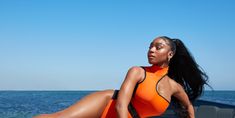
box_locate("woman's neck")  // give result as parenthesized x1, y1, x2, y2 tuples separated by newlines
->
(150, 64, 169, 73)
(153, 63, 169, 68)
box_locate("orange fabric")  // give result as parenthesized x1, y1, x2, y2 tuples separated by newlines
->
(101, 65, 169, 118)
(131, 66, 170, 117)
(101, 99, 132, 118)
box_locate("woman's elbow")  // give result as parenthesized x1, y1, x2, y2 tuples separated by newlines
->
(115, 102, 129, 117)
(115, 102, 127, 112)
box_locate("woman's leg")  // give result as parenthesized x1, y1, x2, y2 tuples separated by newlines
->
(33, 89, 115, 118)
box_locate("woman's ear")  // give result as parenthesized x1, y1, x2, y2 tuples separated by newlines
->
(168, 51, 173, 61)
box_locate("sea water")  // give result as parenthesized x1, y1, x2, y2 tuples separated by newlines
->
(0, 90, 234, 118)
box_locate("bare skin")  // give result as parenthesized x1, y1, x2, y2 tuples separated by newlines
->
(116, 38, 194, 118)
(34, 37, 195, 118)
(33, 89, 115, 118)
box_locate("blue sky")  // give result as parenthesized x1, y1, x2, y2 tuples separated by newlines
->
(0, 0, 235, 90)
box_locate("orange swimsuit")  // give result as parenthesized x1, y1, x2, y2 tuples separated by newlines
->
(101, 65, 170, 118)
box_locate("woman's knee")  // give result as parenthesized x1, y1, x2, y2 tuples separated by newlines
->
(33, 114, 56, 118)
(99, 89, 115, 100)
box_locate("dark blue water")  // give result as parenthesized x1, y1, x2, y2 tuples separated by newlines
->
(0, 91, 94, 118)
(0, 90, 234, 118)
(200, 90, 235, 106)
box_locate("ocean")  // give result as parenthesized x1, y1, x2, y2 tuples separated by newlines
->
(0, 90, 234, 118)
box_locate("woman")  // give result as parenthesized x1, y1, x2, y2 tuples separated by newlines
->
(34, 36, 208, 118)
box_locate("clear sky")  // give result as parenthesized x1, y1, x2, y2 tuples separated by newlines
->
(1, 0, 235, 90)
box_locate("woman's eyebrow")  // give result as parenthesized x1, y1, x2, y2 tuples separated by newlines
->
(150, 42, 164, 46)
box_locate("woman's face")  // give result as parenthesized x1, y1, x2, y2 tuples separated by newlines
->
(147, 38, 172, 66)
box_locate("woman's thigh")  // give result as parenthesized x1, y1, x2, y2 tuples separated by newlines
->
(54, 89, 115, 118)
(33, 89, 115, 118)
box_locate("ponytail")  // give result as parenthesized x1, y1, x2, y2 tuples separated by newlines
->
(159, 36, 210, 118)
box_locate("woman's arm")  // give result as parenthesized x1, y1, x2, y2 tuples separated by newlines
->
(115, 66, 144, 118)
(172, 82, 195, 118)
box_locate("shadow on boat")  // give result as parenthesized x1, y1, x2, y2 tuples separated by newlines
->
(151, 99, 235, 118)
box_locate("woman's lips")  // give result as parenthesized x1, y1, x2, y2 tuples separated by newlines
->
(148, 54, 155, 57)
(148, 55, 155, 58)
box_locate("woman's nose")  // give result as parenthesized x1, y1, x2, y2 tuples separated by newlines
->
(149, 46, 155, 52)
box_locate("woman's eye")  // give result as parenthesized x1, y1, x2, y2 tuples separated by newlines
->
(156, 46, 161, 50)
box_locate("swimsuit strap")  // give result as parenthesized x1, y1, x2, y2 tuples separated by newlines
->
(128, 102, 140, 118)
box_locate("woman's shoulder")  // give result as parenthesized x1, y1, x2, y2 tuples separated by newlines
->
(127, 66, 146, 83)
(128, 66, 147, 71)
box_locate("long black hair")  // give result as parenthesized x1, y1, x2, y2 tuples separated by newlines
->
(159, 36, 210, 117)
